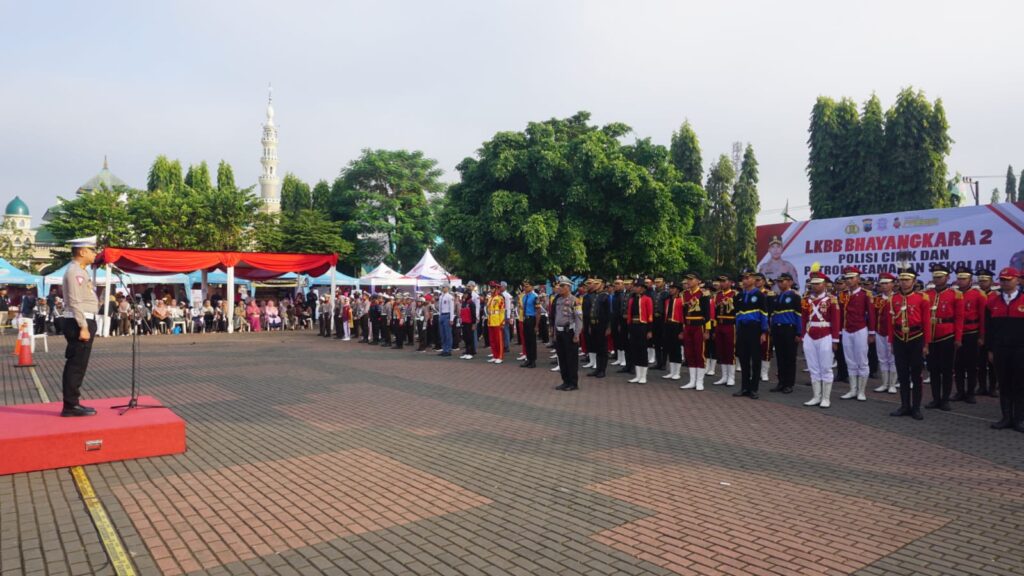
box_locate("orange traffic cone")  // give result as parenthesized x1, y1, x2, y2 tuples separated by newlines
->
(15, 324, 35, 368)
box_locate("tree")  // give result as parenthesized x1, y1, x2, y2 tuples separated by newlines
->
(441, 112, 703, 280)
(991, 187, 1001, 204)
(280, 173, 312, 215)
(311, 180, 331, 214)
(855, 94, 885, 211)
(330, 149, 444, 271)
(669, 120, 703, 186)
(184, 161, 213, 192)
(807, 97, 840, 219)
(1006, 165, 1017, 203)
(733, 144, 760, 271)
(252, 212, 284, 252)
(147, 155, 183, 192)
(280, 209, 353, 257)
(45, 186, 137, 259)
(703, 156, 737, 274)
(216, 160, 235, 191)
(1019, 169, 1023, 203)
(884, 88, 952, 211)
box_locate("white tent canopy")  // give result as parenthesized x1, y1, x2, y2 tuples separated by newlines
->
(358, 263, 417, 287)
(403, 249, 461, 287)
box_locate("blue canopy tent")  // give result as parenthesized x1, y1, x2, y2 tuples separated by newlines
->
(0, 258, 43, 292)
(187, 270, 251, 287)
(303, 268, 360, 287)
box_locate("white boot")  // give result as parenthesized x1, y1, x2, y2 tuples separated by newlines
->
(671, 363, 682, 380)
(760, 360, 770, 382)
(634, 364, 651, 383)
(820, 380, 833, 408)
(696, 368, 705, 391)
(874, 371, 889, 393)
(680, 368, 697, 389)
(804, 381, 822, 406)
(887, 371, 898, 393)
(582, 353, 595, 369)
(714, 364, 730, 385)
(647, 348, 656, 365)
(628, 367, 641, 383)
(726, 364, 736, 386)
(662, 362, 677, 379)
(840, 376, 858, 399)
(856, 375, 868, 401)
(610, 351, 621, 366)
(707, 358, 717, 377)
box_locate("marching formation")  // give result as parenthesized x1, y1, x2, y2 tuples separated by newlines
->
(318, 265, 1023, 431)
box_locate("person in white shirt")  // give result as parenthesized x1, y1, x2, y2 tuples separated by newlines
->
(437, 285, 455, 356)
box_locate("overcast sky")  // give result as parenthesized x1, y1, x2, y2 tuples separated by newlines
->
(3, 0, 1022, 225)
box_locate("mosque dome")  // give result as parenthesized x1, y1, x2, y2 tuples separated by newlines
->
(4, 196, 29, 216)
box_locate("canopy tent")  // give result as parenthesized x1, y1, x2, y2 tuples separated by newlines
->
(0, 258, 43, 291)
(403, 249, 461, 287)
(358, 263, 416, 287)
(94, 248, 339, 335)
(187, 270, 251, 287)
(304, 268, 360, 287)
(44, 262, 121, 288)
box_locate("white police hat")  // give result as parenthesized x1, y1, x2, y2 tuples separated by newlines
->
(69, 235, 98, 249)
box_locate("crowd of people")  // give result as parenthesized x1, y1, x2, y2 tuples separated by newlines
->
(312, 265, 1023, 432)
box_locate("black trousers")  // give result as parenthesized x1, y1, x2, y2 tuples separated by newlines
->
(736, 324, 762, 393)
(462, 324, 477, 355)
(978, 341, 995, 393)
(955, 331, 980, 396)
(628, 324, 648, 368)
(929, 338, 955, 403)
(392, 320, 404, 348)
(894, 337, 925, 411)
(653, 319, 666, 368)
(588, 322, 608, 372)
(406, 321, 415, 344)
(62, 318, 97, 409)
(772, 324, 797, 387)
(993, 346, 1024, 424)
(663, 323, 682, 363)
(359, 316, 369, 341)
(539, 316, 549, 343)
(556, 329, 579, 386)
(523, 317, 537, 362)
(382, 320, 391, 345)
(371, 319, 382, 343)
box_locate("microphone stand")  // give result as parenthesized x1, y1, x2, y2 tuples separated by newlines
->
(108, 266, 167, 416)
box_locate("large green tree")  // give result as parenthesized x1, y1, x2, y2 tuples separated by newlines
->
(442, 112, 703, 280)
(883, 88, 952, 211)
(280, 173, 312, 216)
(216, 160, 235, 191)
(807, 97, 841, 218)
(147, 155, 183, 192)
(45, 185, 137, 258)
(280, 209, 353, 256)
(732, 144, 760, 271)
(855, 94, 885, 211)
(669, 120, 703, 186)
(329, 149, 444, 271)
(703, 155, 737, 274)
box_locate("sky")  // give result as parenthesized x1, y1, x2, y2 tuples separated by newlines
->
(3, 0, 1023, 226)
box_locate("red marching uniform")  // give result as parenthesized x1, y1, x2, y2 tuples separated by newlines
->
(714, 289, 737, 365)
(981, 269, 1024, 428)
(626, 292, 654, 368)
(681, 287, 712, 369)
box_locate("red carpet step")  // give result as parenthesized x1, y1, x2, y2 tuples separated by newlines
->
(0, 396, 186, 475)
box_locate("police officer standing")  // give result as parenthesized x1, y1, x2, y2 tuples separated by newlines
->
(981, 268, 1024, 431)
(553, 276, 583, 391)
(733, 271, 769, 399)
(769, 272, 801, 394)
(61, 236, 100, 417)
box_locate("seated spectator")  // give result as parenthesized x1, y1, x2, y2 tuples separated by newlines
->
(246, 299, 261, 332)
(152, 300, 170, 333)
(201, 300, 215, 333)
(266, 299, 282, 330)
(118, 295, 132, 335)
(233, 301, 245, 331)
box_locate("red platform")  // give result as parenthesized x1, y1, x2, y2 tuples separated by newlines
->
(0, 396, 186, 475)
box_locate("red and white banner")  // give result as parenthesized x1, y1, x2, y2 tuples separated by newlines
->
(756, 203, 1024, 289)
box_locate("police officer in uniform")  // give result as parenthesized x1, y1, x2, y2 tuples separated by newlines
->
(585, 278, 610, 378)
(553, 276, 583, 391)
(733, 271, 769, 399)
(61, 236, 100, 417)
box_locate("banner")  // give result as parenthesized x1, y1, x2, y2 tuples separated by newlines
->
(755, 203, 1024, 290)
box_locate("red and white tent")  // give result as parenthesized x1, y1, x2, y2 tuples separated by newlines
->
(404, 249, 461, 287)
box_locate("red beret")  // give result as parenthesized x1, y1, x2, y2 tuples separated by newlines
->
(998, 267, 1020, 280)
(843, 266, 862, 278)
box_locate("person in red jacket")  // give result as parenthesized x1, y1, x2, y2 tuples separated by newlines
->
(953, 266, 987, 404)
(626, 278, 654, 384)
(660, 281, 684, 381)
(712, 275, 738, 387)
(890, 267, 932, 420)
(872, 272, 898, 394)
(679, 273, 713, 391)
(839, 266, 876, 401)
(800, 271, 840, 408)
(981, 267, 1024, 431)
(924, 263, 964, 411)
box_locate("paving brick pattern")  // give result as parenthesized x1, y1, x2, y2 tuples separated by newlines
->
(1, 330, 1023, 576)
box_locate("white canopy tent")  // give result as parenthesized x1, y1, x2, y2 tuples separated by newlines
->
(403, 249, 461, 287)
(358, 263, 417, 288)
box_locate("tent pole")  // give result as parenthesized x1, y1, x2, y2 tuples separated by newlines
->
(329, 268, 337, 333)
(227, 266, 235, 334)
(101, 264, 112, 337)
(201, 270, 209, 305)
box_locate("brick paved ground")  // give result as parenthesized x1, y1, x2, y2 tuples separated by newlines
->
(1, 329, 1022, 576)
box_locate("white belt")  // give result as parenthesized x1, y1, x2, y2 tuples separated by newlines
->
(809, 321, 831, 328)
(65, 312, 97, 320)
